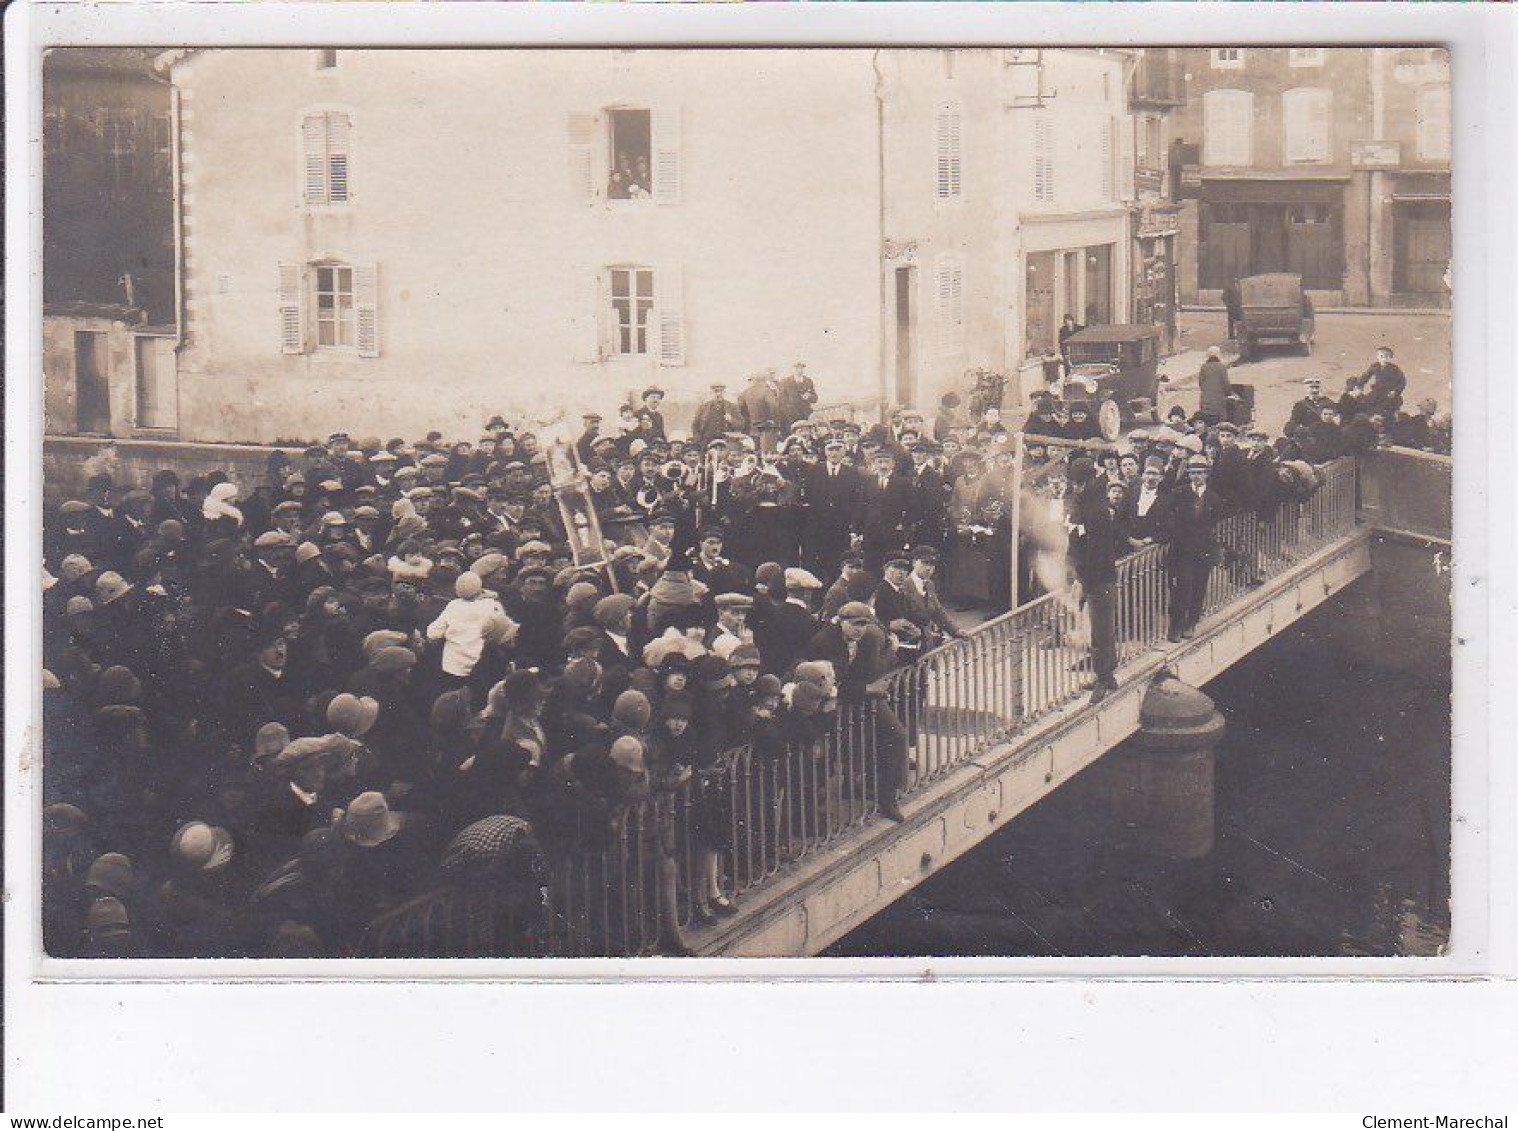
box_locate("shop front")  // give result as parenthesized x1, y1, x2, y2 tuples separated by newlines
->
(1132, 202, 1182, 354)
(1197, 177, 1350, 303)
(1017, 210, 1129, 402)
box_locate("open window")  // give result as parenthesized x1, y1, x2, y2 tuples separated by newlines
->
(568, 106, 682, 203)
(607, 108, 653, 199)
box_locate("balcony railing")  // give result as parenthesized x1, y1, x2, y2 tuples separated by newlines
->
(362, 457, 1361, 958)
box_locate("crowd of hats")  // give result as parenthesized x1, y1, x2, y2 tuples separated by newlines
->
(37, 351, 1445, 957)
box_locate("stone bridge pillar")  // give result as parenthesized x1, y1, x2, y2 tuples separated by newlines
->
(1100, 675, 1227, 860)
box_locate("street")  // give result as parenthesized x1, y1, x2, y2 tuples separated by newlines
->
(1156, 308, 1452, 436)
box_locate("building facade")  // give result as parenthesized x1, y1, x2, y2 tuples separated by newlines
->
(1170, 46, 1450, 309)
(57, 47, 1130, 445)
(1127, 48, 1184, 354)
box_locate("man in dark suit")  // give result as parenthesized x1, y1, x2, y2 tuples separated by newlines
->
(901, 545, 962, 650)
(753, 568, 823, 677)
(870, 556, 914, 633)
(906, 442, 949, 549)
(1067, 459, 1121, 702)
(855, 449, 914, 572)
(1123, 458, 1173, 549)
(1167, 455, 1228, 641)
(802, 437, 864, 581)
(797, 602, 909, 821)
(691, 383, 745, 449)
(777, 362, 819, 431)
(737, 371, 782, 435)
(637, 388, 668, 441)
(689, 528, 750, 596)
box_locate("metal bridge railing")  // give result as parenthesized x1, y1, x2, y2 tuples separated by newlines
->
(376, 457, 1359, 957)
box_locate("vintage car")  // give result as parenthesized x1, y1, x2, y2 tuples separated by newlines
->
(1062, 323, 1167, 441)
(1237, 273, 1315, 360)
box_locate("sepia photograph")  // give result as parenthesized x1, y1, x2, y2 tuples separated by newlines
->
(31, 41, 1459, 964)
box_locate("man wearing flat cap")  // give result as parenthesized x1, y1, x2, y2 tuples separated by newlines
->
(1167, 455, 1226, 642)
(797, 600, 910, 821)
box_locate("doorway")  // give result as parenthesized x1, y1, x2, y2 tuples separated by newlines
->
(75, 331, 111, 433)
(894, 266, 915, 407)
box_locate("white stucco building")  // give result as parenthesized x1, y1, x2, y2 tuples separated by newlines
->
(133, 47, 1134, 442)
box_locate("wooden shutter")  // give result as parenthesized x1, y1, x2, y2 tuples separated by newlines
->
(652, 106, 682, 204)
(935, 255, 964, 356)
(656, 264, 685, 366)
(1207, 90, 1252, 166)
(301, 114, 328, 204)
(571, 268, 604, 364)
(568, 112, 598, 200)
(1034, 114, 1054, 201)
(278, 262, 304, 354)
(1306, 90, 1331, 162)
(1283, 90, 1307, 163)
(354, 264, 379, 357)
(327, 112, 352, 202)
(935, 101, 962, 199)
(1232, 92, 1253, 166)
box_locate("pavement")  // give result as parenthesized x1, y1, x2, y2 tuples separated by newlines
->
(1157, 308, 1453, 436)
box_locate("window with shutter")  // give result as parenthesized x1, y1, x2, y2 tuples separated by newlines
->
(1289, 48, 1325, 68)
(301, 111, 353, 206)
(1034, 114, 1054, 202)
(1417, 86, 1451, 162)
(1203, 89, 1253, 167)
(651, 106, 682, 204)
(935, 254, 964, 357)
(278, 263, 304, 354)
(935, 100, 963, 200)
(1283, 88, 1331, 164)
(1210, 48, 1245, 70)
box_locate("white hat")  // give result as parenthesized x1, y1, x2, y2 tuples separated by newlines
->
(783, 567, 823, 591)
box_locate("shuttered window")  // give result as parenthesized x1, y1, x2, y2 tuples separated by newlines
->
(301, 111, 352, 205)
(935, 100, 963, 200)
(277, 261, 379, 356)
(1210, 48, 1245, 70)
(1417, 86, 1451, 162)
(1033, 114, 1055, 202)
(1289, 48, 1325, 68)
(935, 254, 965, 356)
(1283, 88, 1332, 164)
(1203, 89, 1253, 167)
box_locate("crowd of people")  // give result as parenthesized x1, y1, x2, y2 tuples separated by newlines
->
(39, 346, 1446, 959)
